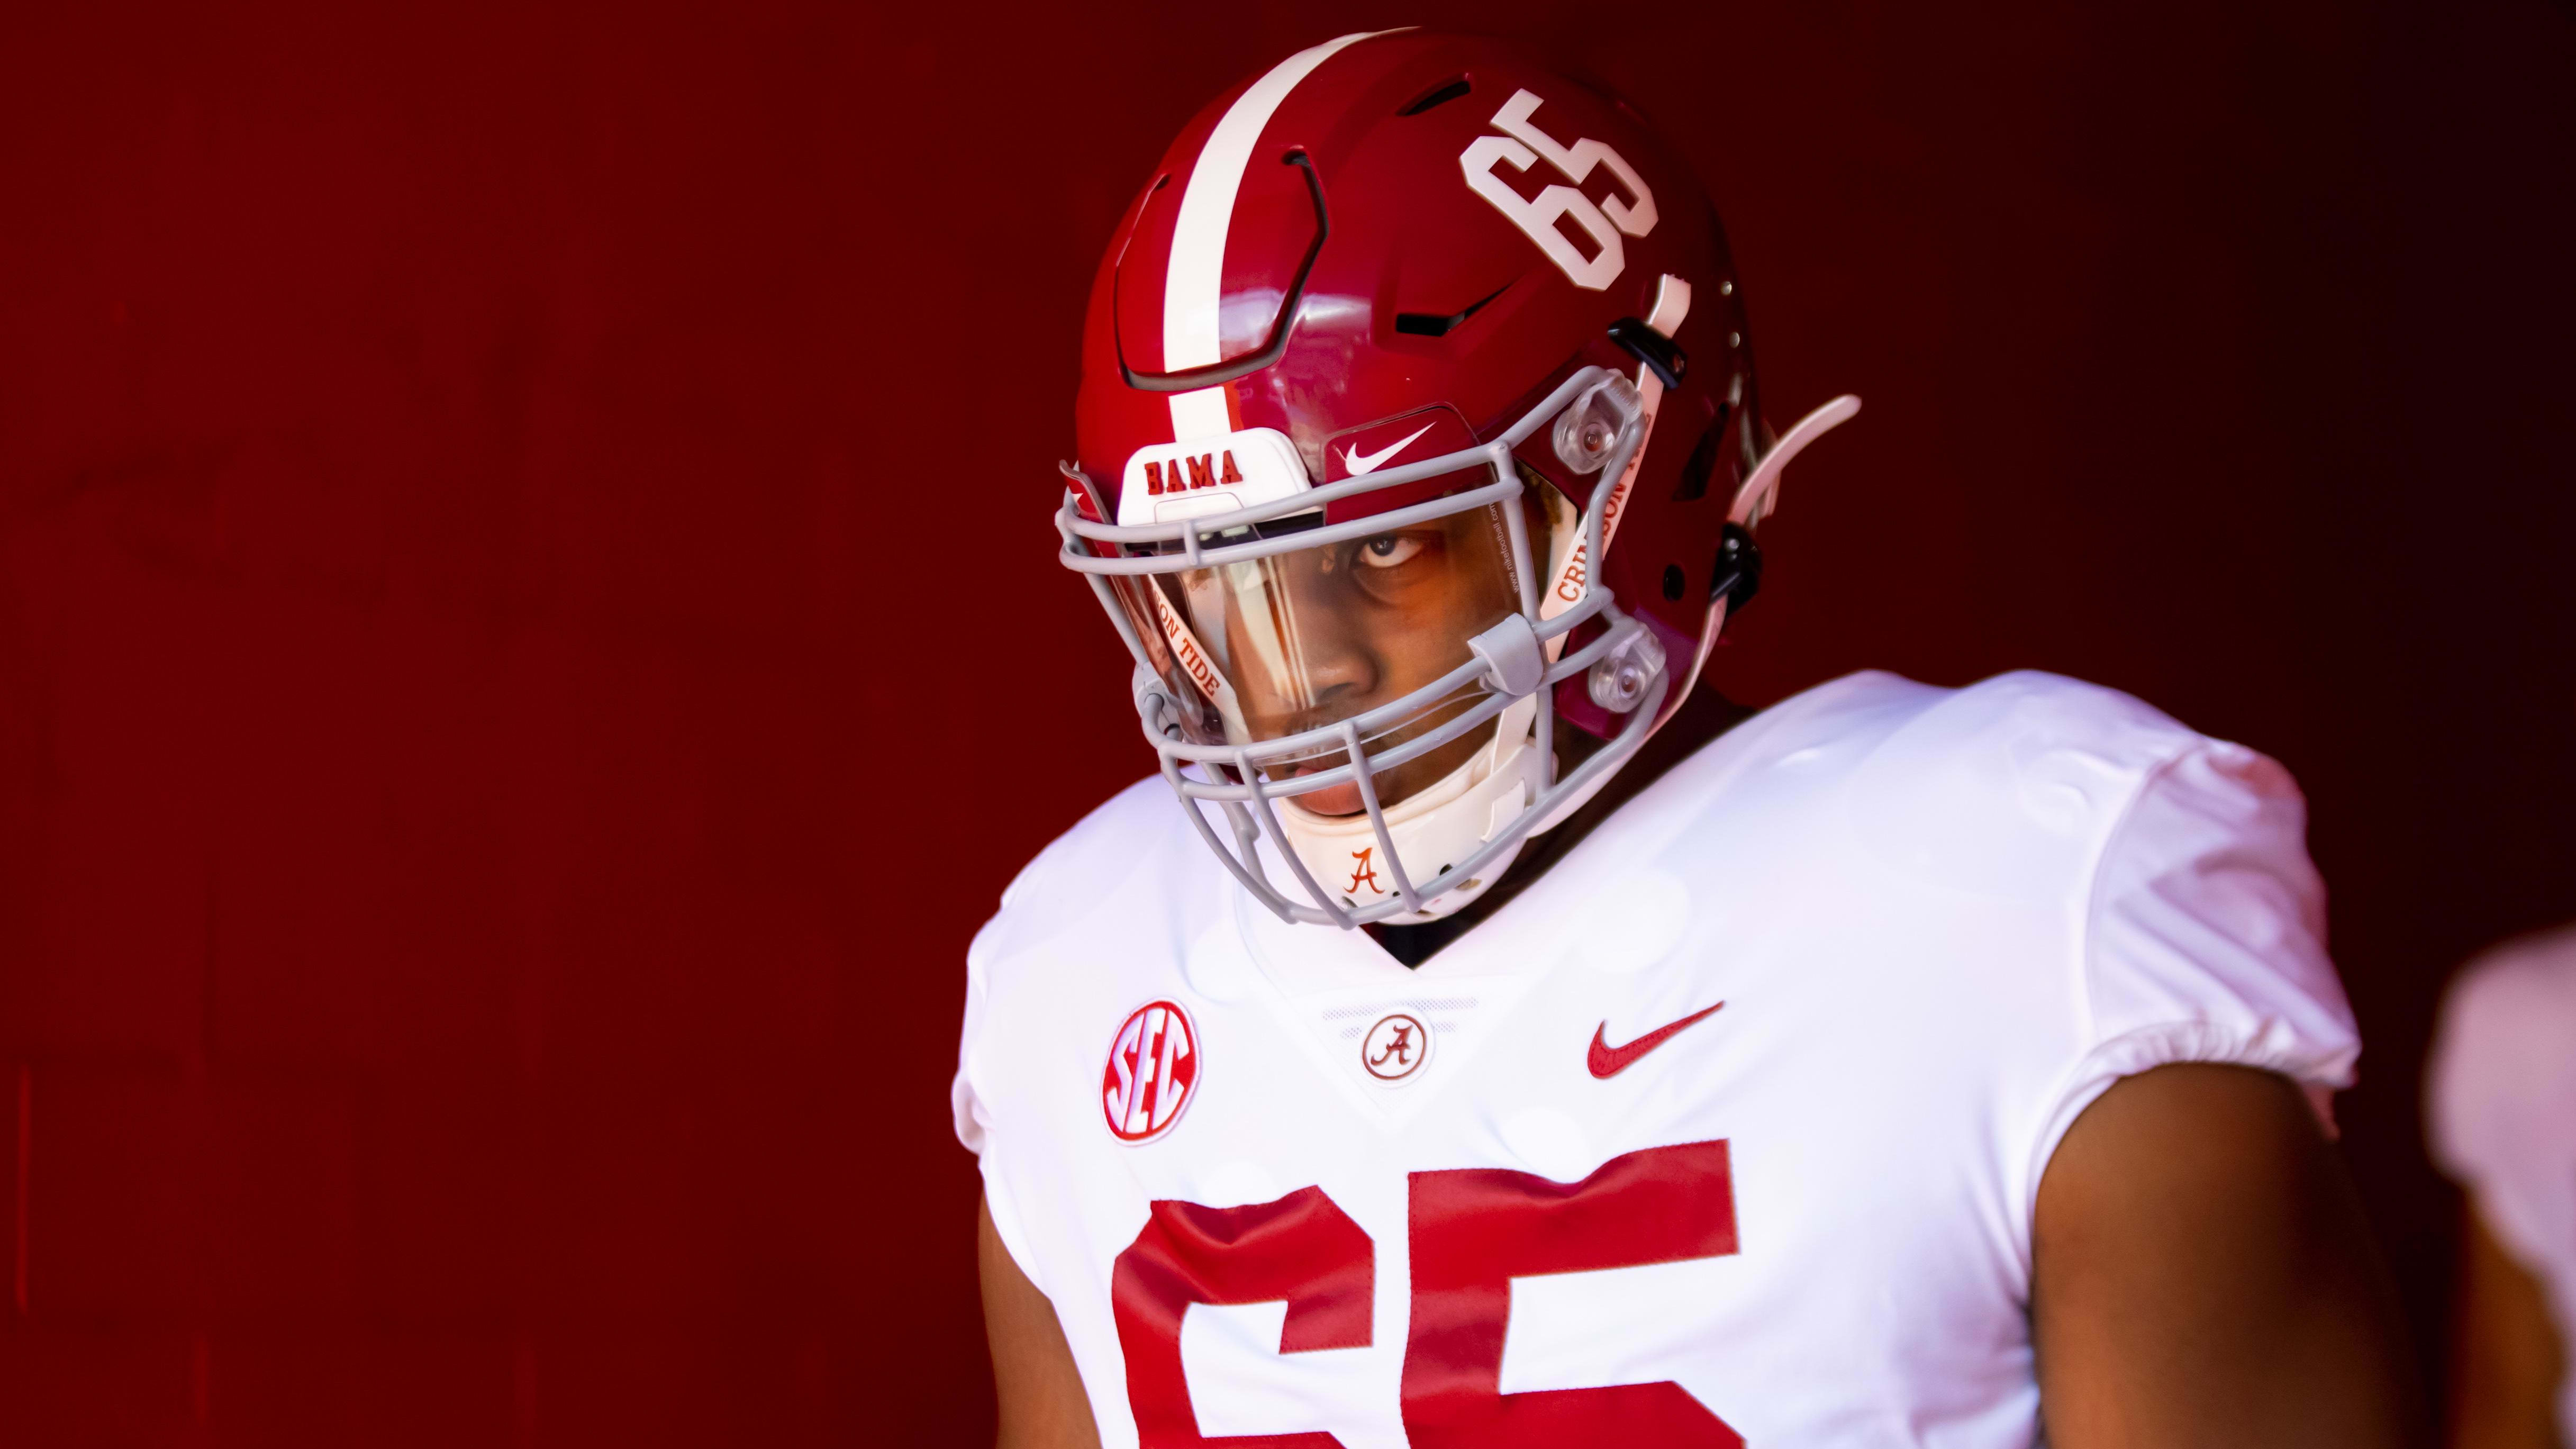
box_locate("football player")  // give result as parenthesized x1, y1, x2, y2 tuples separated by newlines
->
(956, 30, 2417, 1447)
(2427, 926, 2576, 1449)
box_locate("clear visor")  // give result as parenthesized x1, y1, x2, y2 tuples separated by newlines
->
(1110, 478, 1534, 817)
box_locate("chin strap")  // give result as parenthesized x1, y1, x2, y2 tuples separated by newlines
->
(1663, 393, 1865, 721)
(1728, 394, 1862, 530)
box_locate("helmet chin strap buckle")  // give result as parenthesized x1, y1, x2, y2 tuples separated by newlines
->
(1468, 614, 1548, 698)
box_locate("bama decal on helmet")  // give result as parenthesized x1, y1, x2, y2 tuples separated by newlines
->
(1117, 425, 1308, 527)
(1459, 89, 1659, 292)
(1103, 1000, 1200, 1144)
(1145, 451, 1239, 495)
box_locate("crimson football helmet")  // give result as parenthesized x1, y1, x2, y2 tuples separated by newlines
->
(1057, 29, 1856, 927)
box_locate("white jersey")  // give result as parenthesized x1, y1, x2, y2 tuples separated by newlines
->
(2427, 924, 2576, 1443)
(955, 671, 2361, 1448)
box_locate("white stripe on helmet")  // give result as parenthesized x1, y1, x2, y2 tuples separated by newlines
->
(1161, 30, 1384, 441)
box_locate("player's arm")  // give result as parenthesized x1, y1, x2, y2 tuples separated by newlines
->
(2031, 1062, 2424, 1449)
(980, 1194, 1102, 1449)
(2445, 1196, 2565, 1449)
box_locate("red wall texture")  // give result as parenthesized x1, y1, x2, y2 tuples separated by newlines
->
(3, 0, 2571, 1443)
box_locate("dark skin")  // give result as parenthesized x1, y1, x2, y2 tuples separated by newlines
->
(984, 645, 2425, 1447)
(2445, 1199, 2566, 1449)
(1220, 503, 1538, 817)
(983, 1197, 1101, 1449)
(2030, 1062, 2423, 1448)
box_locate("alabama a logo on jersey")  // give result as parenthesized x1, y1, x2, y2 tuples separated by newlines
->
(1102, 1000, 1200, 1144)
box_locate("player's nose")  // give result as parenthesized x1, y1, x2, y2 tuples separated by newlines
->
(1278, 612, 1381, 723)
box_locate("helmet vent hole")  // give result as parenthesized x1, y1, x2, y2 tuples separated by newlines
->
(1399, 76, 1473, 116)
(1662, 565, 1685, 600)
(1394, 282, 1509, 338)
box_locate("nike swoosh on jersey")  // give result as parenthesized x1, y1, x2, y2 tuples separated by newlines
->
(1587, 1001, 1726, 1079)
(1339, 422, 1437, 476)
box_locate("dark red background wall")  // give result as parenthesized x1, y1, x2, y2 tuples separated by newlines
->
(3, 1, 2570, 1442)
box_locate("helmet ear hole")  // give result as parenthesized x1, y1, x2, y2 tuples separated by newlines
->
(1662, 564, 1685, 600)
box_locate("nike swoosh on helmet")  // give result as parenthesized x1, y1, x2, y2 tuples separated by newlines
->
(1338, 422, 1438, 476)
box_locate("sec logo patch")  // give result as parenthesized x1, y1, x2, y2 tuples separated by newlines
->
(1103, 1000, 1199, 1144)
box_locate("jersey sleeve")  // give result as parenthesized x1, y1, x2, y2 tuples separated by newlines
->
(950, 793, 1121, 1161)
(950, 848, 1055, 1289)
(2033, 739, 2363, 1179)
(2426, 930, 2576, 1280)
(950, 923, 996, 1158)
(948, 776, 1180, 1295)
(952, 900, 1059, 1297)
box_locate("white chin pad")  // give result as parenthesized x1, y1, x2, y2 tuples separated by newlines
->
(1271, 698, 1541, 922)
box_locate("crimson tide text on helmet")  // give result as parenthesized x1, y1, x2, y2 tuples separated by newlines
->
(1056, 29, 1858, 928)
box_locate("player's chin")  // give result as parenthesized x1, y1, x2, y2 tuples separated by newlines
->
(1279, 755, 1442, 818)
(1273, 758, 1366, 817)
(1304, 734, 1493, 819)
(1288, 779, 1367, 816)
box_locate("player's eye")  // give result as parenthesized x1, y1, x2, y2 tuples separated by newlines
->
(1357, 533, 1425, 569)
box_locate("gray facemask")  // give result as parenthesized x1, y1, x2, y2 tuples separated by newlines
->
(1057, 365, 1672, 929)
